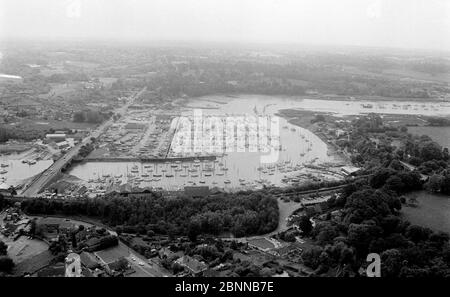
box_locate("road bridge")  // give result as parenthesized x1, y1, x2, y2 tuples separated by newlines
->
(20, 87, 147, 197)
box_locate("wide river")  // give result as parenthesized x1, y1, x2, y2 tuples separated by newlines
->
(66, 95, 450, 192)
(0, 159, 53, 187)
(185, 95, 450, 117)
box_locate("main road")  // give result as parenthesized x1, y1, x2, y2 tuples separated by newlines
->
(21, 87, 147, 197)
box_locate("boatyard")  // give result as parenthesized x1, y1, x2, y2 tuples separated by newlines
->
(4, 93, 450, 198)
(36, 95, 355, 197)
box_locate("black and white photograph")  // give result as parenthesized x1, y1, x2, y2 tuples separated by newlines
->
(0, 0, 449, 288)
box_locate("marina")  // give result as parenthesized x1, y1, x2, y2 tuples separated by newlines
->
(65, 95, 450, 193)
(67, 95, 354, 192)
(4, 95, 450, 195)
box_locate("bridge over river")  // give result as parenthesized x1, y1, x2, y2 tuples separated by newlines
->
(20, 87, 147, 198)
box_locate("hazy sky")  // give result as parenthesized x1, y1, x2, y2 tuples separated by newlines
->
(0, 0, 449, 51)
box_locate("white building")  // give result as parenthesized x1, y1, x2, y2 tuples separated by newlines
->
(65, 253, 82, 277)
(46, 134, 67, 141)
(341, 166, 361, 176)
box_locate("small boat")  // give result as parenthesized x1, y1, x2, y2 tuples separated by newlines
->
(0, 163, 8, 168)
(0, 169, 8, 174)
(224, 180, 231, 184)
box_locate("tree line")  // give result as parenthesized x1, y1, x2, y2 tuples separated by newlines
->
(20, 191, 279, 238)
(300, 174, 450, 277)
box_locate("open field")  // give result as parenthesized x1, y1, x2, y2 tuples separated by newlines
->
(0, 231, 52, 276)
(2, 235, 49, 263)
(402, 191, 450, 234)
(408, 126, 450, 148)
(13, 250, 54, 276)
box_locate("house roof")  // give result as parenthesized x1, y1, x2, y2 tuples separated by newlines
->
(274, 243, 303, 256)
(341, 166, 361, 174)
(0, 183, 11, 190)
(46, 134, 66, 138)
(80, 252, 100, 269)
(107, 257, 127, 271)
(175, 256, 207, 274)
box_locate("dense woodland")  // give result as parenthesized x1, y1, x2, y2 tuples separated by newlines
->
(300, 175, 450, 277)
(20, 191, 279, 238)
(0, 125, 47, 143)
(298, 116, 450, 277)
(337, 114, 449, 172)
(146, 59, 436, 99)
